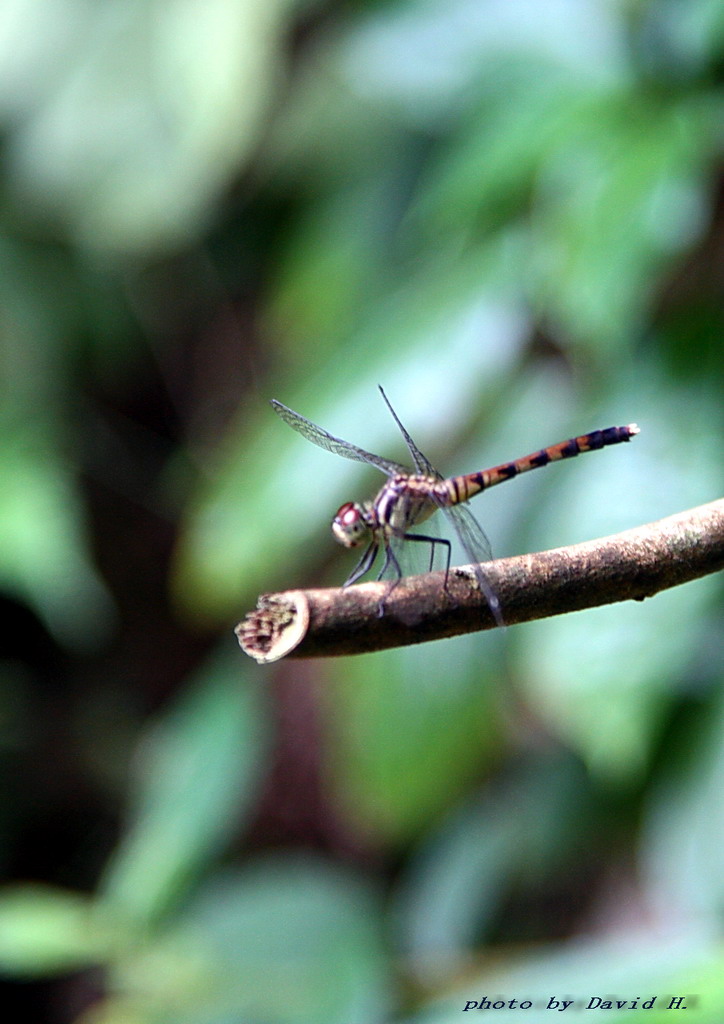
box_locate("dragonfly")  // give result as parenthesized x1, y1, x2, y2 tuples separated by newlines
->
(271, 388, 639, 625)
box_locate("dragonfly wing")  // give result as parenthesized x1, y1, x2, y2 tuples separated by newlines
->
(378, 387, 442, 478)
(440, 503, 503, 625)
(387, 519, 449, 579)
(441, 503, 493, 563)
(271, 400, 408, 476)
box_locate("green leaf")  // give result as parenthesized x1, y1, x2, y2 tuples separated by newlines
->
(410, 65, 607, 240)
(100, 856, 391, 1024)
(0, 886, 117, 977)
(0, 237, 113, 648)
(3, 0, 296, 253)
(99, 645, 269, 925)
(530, 91, 720, 351)
(0, 428, 113, 648)
(325, 631, 503, 843)
(642, 689, 724, 925)
(392, 756, 592, 968)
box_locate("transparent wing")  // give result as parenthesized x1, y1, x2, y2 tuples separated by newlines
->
(386, 519, 449, 579)
(442, 503, 493, 564)
(377, 387, 442, 478)
(271, 399, 408, 477)
(440, 503, 503, 625)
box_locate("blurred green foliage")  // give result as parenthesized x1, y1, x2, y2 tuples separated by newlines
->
(0, 0, 723, 1022)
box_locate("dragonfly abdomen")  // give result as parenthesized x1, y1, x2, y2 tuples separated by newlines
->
(442, 423, 640, 505)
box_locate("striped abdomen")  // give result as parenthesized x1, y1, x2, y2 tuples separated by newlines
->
(440, 424, 640, 506)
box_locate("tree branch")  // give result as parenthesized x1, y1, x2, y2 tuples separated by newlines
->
(236, 499, 724, 663)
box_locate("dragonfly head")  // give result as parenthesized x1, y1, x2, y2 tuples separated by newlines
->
(332, 502, 372, 548)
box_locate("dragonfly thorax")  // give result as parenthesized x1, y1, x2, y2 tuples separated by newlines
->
(332, 501, 374, 548)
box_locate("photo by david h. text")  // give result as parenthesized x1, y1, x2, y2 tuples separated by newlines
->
(462, 994, 697, 1012)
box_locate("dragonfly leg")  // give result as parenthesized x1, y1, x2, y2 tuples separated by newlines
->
(343, 542, 379, 587)
(376, 534, 454, 618)
(403, 533, 452, 584)
(376, 543, 404, 617)
(376, 544, 393, 581)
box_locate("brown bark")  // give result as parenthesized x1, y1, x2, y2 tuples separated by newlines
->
(236, 499, 724, 663)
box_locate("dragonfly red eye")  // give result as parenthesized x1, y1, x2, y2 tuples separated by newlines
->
(332, 502, 369, 548)
(337, 502, 358, 525)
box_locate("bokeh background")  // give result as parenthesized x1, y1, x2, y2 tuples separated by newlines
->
(0, 0, 722, 1021)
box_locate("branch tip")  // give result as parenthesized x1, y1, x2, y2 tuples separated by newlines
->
(236, 591, 310, 664)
